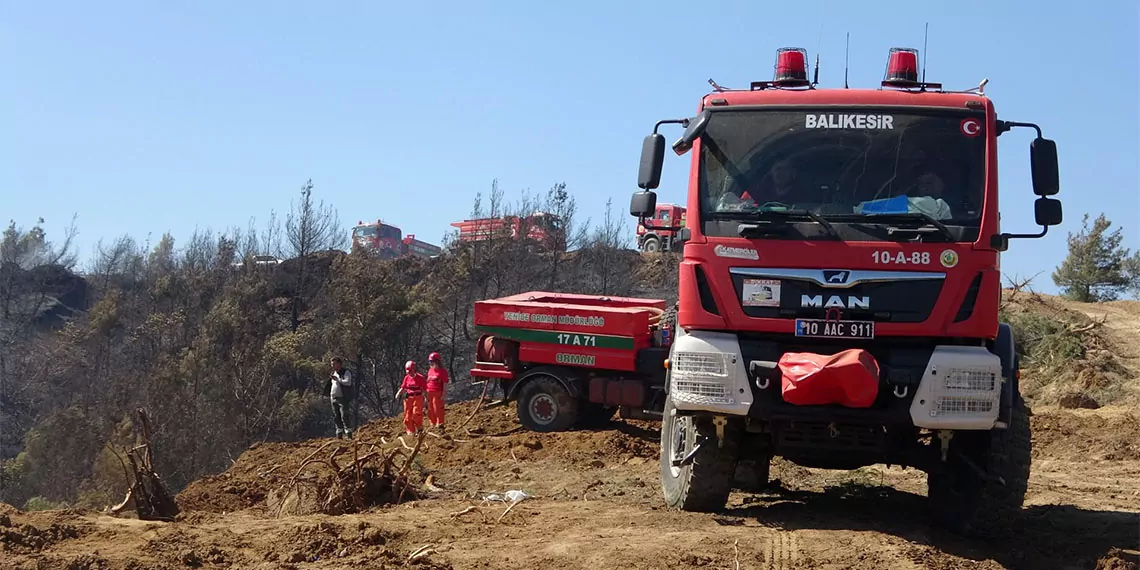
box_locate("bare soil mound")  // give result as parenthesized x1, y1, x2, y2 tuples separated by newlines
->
(1031, 407, 1140, 461)
(176, 400, 659, 515)
(0, 505, 86, 558)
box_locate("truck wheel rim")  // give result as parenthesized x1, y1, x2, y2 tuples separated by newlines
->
(669, 415, 690, 478)
(531, 394, 556, 425)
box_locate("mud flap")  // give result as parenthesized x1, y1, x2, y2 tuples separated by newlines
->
(993, 323, 1017, 427)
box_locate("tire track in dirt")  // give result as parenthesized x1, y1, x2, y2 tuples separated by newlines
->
(761, 530, 800, 569)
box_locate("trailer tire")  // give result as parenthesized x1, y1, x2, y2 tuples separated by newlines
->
(517, 375, 579, 432)
(642, 236, 660, 253)
(927, 393, 1031, 536)
(660, 396, 739, 512)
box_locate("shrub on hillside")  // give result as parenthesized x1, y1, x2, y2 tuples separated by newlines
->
(1002, 293, 1132, 408)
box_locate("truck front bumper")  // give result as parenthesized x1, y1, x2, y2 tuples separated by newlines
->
(670, 331, 1004, 431)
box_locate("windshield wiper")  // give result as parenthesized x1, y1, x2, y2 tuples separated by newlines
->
(862, 212, 954, 240)
(710, 210, 839, 238)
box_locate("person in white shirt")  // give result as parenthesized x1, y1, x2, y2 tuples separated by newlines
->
(908, 172, 953, 220)
(329, 357, 354, 439)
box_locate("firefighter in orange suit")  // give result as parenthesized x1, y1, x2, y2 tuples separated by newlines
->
(396, 360, 426, 435)
(425, 352, 450, 430)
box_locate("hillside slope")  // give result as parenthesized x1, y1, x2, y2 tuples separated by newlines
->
(1003, 289, 1140, 408)
(3, 289, 1139, 570)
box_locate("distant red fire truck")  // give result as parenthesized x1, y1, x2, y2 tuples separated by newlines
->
(636, 203, 687, 252)
(450, 212, 567, 252)
(351, 220, 442, 260)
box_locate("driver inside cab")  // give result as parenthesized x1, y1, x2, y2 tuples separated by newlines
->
(906, 172, 953, 220)
(717, 158, 801, 211)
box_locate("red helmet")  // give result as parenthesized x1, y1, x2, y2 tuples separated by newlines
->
(405, 360, 416, 372)
(428, 352, 441, 362)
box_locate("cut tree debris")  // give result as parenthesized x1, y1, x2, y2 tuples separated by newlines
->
(109, 408, 180, 521)
(272, 432, 426, 517)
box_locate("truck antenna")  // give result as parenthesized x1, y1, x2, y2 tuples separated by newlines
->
(813, 53, 820, 87)
(843, 32, 850, 89)
(708, 78, 731, 92)
(921, 22, 929, 84)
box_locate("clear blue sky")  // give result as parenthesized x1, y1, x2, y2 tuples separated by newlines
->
(3, 1, 1137, 293)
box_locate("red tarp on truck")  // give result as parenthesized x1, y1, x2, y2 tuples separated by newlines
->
(778, 349, 880, 408)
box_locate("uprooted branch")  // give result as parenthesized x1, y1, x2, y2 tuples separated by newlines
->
(110, 408, 180, 521)
(449, 506, 486, 521)
(454, 380, 490, 431)
(274, 438, 421, 517)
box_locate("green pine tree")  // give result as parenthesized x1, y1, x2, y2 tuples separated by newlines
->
(1051, 213, 1140, 302)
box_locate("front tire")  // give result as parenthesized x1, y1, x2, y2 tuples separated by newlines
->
(517, 374, 579, 432)
(927, 394, 1031, 535)
(642, 236, 660, 253)
(659, 396, 739, 512)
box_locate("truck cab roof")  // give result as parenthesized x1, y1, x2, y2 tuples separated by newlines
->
(701, 86, 991, 111)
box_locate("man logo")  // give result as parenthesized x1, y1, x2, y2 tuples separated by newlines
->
(801, 295, 870, 309)
(822, 270, 851, 284)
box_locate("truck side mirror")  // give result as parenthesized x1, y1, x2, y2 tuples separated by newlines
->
(671, 110, 711, 156)
(675, 227, 691, 246)
(1034, 197, 1062, 226)
(630, 191, 657, 218)
(638, 134, 665, 190)
(1030, 138, 1059, 196)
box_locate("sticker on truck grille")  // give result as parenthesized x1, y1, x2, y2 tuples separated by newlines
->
(742, 278, 780, 307)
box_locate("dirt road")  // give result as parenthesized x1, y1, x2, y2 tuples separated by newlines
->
(3, 400, 1138, 570)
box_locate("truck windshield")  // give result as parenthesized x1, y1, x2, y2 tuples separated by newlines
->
(699, 109, 985, 229)
(540, 216, 564, 232)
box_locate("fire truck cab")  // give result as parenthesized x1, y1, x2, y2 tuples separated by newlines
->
(352, 220, 441, 260)
(636, 203, 688, 253)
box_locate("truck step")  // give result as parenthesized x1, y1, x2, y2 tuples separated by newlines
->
(474, 360, 510, 369)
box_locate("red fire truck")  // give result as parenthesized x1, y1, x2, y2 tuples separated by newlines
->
(450, 212, 567, 252)
(630, 46, 1062, 534)
(468, 291, 671, 431)
(636, 203, 687, 252)
(351, 220, 442, 260)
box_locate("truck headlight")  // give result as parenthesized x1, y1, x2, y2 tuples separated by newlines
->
(670, 351, 735, 404)
(671, 351, 730, 377)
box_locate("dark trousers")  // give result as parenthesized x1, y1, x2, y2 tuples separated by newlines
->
(331, 396, 352, 437)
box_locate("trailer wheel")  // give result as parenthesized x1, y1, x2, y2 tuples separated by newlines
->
(642, 236, 661, 253)
(659, 396, 739, 512)
(517, 375, 579, 432)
